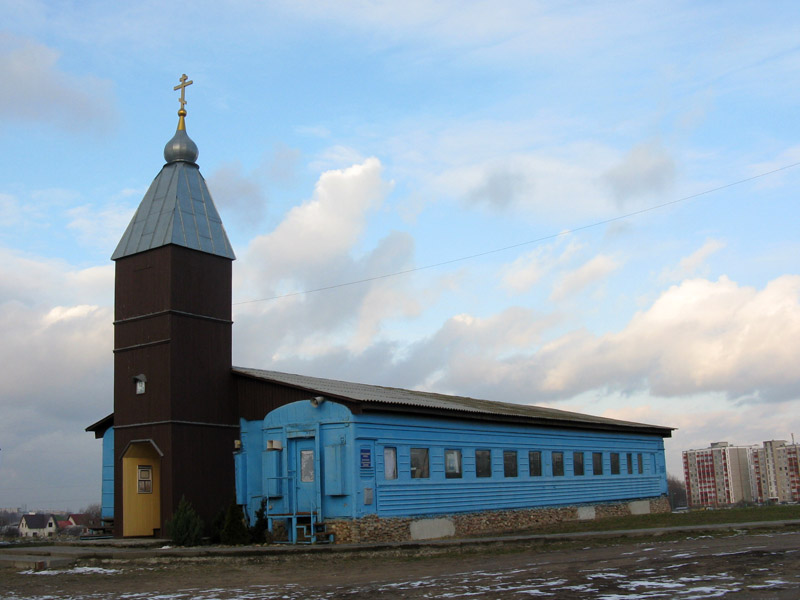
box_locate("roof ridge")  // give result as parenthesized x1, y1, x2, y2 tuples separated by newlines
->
(232, 367, 673, 435)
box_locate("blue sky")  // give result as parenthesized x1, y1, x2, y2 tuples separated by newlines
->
(2, 0, 800, 511)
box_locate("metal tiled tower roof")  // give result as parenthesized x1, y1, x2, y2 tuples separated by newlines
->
(112, 77, 235, 261)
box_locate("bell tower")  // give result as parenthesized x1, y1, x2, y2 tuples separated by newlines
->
(111, 75, 237, 536)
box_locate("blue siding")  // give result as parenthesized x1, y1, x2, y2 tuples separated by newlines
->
(236, 417, 271, 521)
(235, 400, 668, 525)
(101, 428, 114, 520)
(359, 415, 666, 518)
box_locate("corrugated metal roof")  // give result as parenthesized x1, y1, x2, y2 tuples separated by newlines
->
(233, 367, 673, 435)
(111, 161, 235, 260)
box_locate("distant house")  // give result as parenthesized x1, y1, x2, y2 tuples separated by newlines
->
(67, 513, 98, 535)
(18, 514, 57, 538)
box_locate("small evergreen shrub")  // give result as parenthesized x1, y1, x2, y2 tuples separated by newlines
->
(220, 502, 250, 545)
(166, 497, 204, 546)
(249, 498, 273, 544)
(208, 507, 226, 544)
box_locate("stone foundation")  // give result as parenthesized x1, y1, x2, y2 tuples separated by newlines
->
(324, 496, 670, 544)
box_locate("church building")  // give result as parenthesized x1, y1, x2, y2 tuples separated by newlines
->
(87, 77, 673, 543)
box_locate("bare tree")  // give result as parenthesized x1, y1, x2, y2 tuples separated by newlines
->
(667, 473, 687, 509)
(81, 504, 102, 521)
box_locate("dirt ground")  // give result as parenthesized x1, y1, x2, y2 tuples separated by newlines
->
(2, 528, 800, 599)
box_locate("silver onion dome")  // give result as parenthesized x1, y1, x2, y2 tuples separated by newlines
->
(164, 117, 199, 164)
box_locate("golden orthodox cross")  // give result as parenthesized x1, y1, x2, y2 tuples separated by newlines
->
(174, 74, 193, 110)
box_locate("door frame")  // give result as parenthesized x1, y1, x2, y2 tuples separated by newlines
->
(120, 439, 162, 537)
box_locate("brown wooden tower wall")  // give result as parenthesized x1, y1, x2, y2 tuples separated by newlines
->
(113, 244, 236, 536)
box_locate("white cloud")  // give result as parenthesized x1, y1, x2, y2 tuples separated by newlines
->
(232, 158, 426, 366)
(502, 239, 582, 294)
(206, 161, 268, 229)
(0, 33, 116, 132)
(66, 202, 136, 251)
(465, 166, 530, 210)
(550, 254, 620, 302)
(309, 145, 366, 173)
(421, 136, 676, 221)
(602, 141, 676, 207)
(278, 0, 656, 62)
(267, 143, 302, 185)
(239, 158, 390, 289)
(0, 192, 22, 224)
(442, 147, 617, 219)
(537, 275, 800, 402)
(659, 238, 726, 283)
(0, 249, 113, 509)
(348, 273, 800, 412)
(0, 248, 113, 307)
(503, 248, 549, 293)
(747, 145, 800, 189)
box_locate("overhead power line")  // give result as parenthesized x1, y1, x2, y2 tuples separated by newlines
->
(233, 160, 800, 306)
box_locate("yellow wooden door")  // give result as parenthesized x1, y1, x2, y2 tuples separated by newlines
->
(122, 442, 161, 536)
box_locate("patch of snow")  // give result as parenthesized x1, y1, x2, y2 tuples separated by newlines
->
(749, 579, 789, 589)
(21, 566, 121, 576)
(681, 585, 733, 598)
(586, 572, 627, 579)
(621, 579, 685, 590)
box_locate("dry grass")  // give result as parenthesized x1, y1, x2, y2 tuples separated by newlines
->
(520, 503, 800, 535)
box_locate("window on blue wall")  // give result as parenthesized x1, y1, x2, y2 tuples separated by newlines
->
(611, 452, 620, 475)
(384, 447, 397, 480)
(574, 452, 584, 476)
(529, 451, 542, 476)
(637, 453, 644, 474)
(503, 451, 518, 477)
(627, 452, 633, 475)
(476, 450, 492, 477)
(411, 448, 430, 478)
(593, 452, 603, 475)
(445, 449, 462, 479)
(552, 451, 564, 476)
(300, 450, 315, 482)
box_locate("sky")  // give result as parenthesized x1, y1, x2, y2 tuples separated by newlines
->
(1, 0, 799, 512)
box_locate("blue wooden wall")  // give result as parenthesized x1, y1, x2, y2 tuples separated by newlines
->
(101, 427, 114, 520)
(235, 399, 668, 525)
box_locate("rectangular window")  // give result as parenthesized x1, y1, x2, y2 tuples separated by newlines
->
(593, 452, 603, 475)
(476, 449, 492, 478)
(637, 453, 644, 474)
(573, 452, 584, 476)
(410, 448, 430, 479)
(529, 451, 542, 477)
(300, 449, 315, 482)
(611, 452, 620, 475)
(384, 447, 397, 480)
(627, 452, 633, 475)
(503, 450, 518, 477)
(445, 449, 463, 479)
(137, 465, 153, 494)
(552, 451, 564, 476)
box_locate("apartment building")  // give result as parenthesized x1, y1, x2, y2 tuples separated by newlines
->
(684, 440, 800, 507)
(683, 442, 758, 507)
(753, 440, 800, 504)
